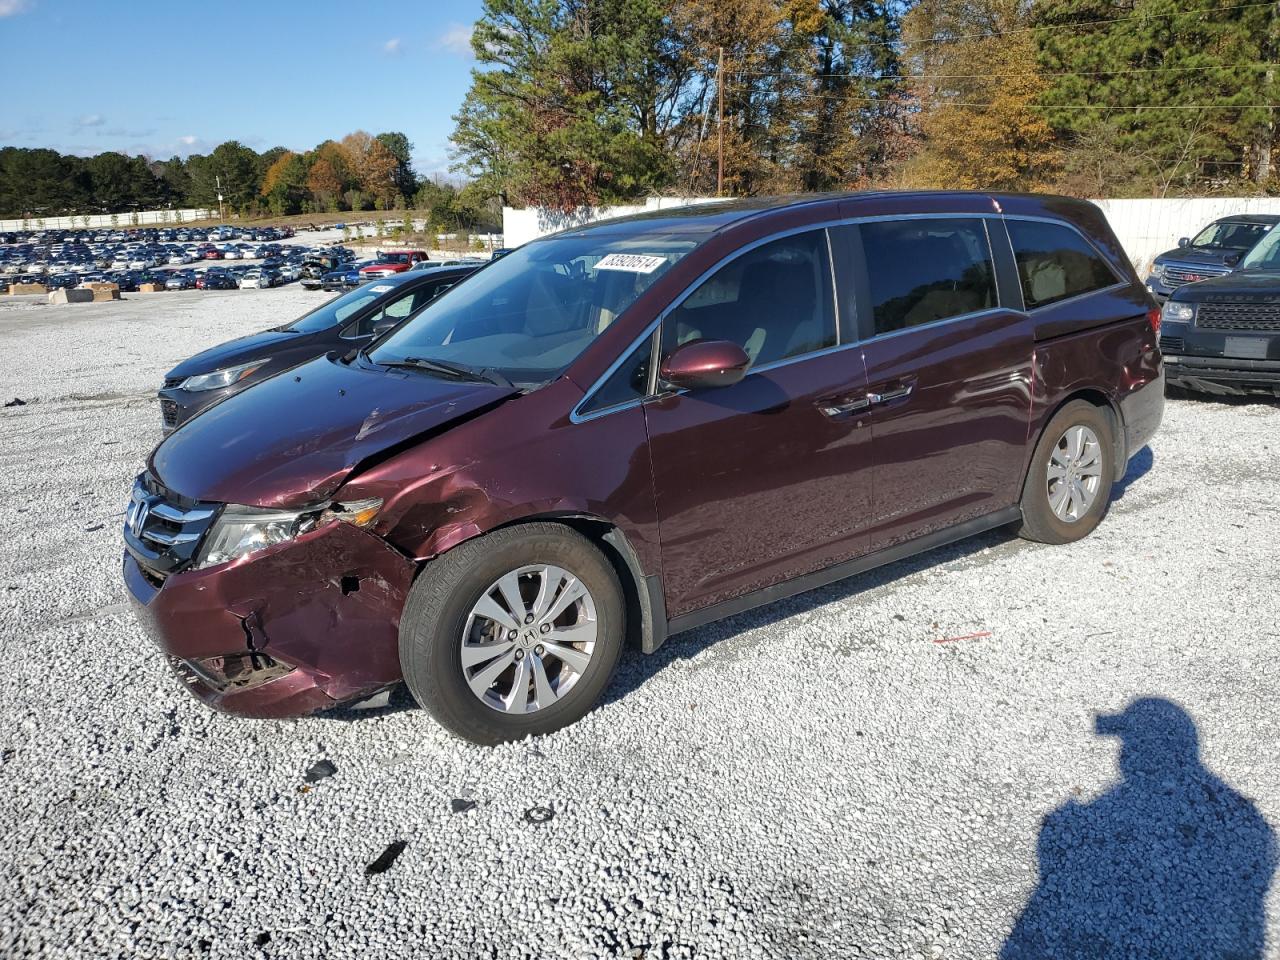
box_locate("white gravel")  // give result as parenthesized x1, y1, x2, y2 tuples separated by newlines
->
(2, 289, 1279, 959)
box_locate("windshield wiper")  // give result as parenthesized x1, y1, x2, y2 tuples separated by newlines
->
(380, 355, 513, 388)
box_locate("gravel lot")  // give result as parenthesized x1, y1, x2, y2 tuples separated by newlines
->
(1, 289, 1279, 959)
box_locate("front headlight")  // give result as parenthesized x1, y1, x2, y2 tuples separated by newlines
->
(1161, 300, 1195, 324)
(179, 359, 269, 393)
(1149, 262, 1165, 282)
(195, 497, 382, 569)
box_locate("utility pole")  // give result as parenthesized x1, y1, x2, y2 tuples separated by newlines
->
(215, 174, 225, 223)
(716, 46, 725, 197)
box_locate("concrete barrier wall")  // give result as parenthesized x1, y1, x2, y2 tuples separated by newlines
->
(505, 195, 1280, 275)
(0, 208, 217, 232)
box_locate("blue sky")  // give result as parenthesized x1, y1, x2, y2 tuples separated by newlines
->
(0, 0, 487, 178)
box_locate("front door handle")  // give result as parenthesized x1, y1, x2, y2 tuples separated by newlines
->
(868, 383, 914, 405)
(818, 395, 872, 418)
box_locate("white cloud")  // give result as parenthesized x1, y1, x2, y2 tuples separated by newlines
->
(0, 0, 29, 17)
(437, 23, 474, 58)
(383, 37, 402, 55)
(178, 135, 197, 146)
(76, 114, 104, 128)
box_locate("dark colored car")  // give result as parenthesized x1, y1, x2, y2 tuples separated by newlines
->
(1145, 215, 1280, 301)
(1159, 224, 1280, 397)
(155, 266, 476, 433)
(123, 192, 1162, 744)
(321, 264, 362, 292)
(196, 272, 237, 291)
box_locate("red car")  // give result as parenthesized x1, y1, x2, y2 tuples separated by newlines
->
(201, 247, 223, 260)
(123, 192, 1163, 743)
(358, 249, 430, 279)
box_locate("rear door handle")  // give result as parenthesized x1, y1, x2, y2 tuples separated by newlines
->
(868, 383, 914, 405)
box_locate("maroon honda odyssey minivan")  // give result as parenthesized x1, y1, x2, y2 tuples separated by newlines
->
(123, 192, 1163, 743)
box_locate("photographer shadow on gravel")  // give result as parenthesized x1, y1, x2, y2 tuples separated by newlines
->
(1002, 697, 1276, 960)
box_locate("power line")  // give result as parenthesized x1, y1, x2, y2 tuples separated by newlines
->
(723, 87, 1279, 110)
(740, 62, 1276, 82)
(739, 0, 1277, 55)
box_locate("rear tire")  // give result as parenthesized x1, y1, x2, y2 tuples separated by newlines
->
(399, 523, 624, 745)
(1015, 400, 1115, 545)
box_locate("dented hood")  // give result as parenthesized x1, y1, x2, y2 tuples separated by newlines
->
(150, 354, 515, 507)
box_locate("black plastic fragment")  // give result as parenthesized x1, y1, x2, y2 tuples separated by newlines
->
(4, 398, 26, 407)
(304, 759, 337, 784)
(83, 523, 104, 532)
(366, 840, 408, 875)
(254, 932, 271, 947)
(450, 798, 477, 814)
(524, 805, 554, 825)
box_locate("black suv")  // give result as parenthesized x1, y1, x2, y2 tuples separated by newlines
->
(1160, 226, 1280, 397)
(1146, 215, 1280, 302)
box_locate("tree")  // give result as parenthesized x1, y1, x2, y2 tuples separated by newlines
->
(1034, 0, 1275, 193)
(902, 0, 1057, 190)
(452, 0, 677, 210)
(375, 131, 417, 198)
(260, 151, 308, 215)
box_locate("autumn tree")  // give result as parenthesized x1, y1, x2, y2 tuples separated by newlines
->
(902, 0, 1057, 190)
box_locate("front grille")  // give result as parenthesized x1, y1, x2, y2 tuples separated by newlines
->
(160, 398, 179, 427)
(1164, 264, 1230, 288)
(1159, 335, 1185, 354)
(162, 376, 182, 389)
(122, 475, 220, 578)
(1197, 301, 1280, 331)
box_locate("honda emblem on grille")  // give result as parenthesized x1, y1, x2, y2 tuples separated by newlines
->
(128, 496, 154, 537)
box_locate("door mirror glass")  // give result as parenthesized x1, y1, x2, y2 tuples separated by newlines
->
(659, 340, 751, 391)
(1224, 253, 1241, 267)
(1178, 236, 1191, 248)
(371, 319, 397, 337)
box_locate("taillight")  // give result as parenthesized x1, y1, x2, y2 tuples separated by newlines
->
(1147, 306, 1161, 335)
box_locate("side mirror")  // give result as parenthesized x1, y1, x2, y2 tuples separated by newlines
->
(1178, 237, 1191, 248)
(1224, 253, 1241, 268)
(659, 339, 751, 391)
(371, 319, 396, 338)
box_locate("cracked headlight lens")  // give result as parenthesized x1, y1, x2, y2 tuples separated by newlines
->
(179, 359, 269, 393)
(195, 498, 382, 569)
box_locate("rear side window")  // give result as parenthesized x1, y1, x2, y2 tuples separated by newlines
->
(660, 229, 837, 367)
(342, 287, 424, 338)
(1005, 219, 1120, 310)
(861, 218, 997, 335)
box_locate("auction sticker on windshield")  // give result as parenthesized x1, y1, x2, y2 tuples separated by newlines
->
(370, 284, 395, 293)
(595, 253, 667, 274)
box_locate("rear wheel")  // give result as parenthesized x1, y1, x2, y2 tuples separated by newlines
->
(1015, 400, 1115, 544)
(399, 523, 624, 744)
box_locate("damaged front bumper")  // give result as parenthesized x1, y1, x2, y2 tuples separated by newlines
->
(123, 519, 416, 718)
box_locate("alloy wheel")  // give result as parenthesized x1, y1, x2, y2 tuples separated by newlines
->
(460, 564, 598, 714)
(1047, 424, 1103, 522)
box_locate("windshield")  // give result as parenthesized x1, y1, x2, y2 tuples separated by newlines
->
(284, 282, 403, 333)
(368, 234, 696, 383)
(1240, 227, 1280, 270)
(1190, 220, 1270, 250)
(378, 253, 410, 264)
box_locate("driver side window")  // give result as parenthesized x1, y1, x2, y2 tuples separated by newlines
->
(659, 229, 837, 368)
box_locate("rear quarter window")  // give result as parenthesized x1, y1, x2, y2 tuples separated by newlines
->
(1005, 219, 1120, 310)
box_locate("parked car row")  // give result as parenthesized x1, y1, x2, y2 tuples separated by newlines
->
(1144, 214, 1280, 398)
(123, 191, 1163, 745)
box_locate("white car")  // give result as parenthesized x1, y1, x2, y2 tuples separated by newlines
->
(128, 257, 151, 270)
(168, 252, 192, 265)
(221, 246, 241, 260)
(238, 269, 268, 289)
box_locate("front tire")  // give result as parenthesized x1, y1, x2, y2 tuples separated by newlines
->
(1015, 400, 1115, 545)
(399, 523, 624, 745)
